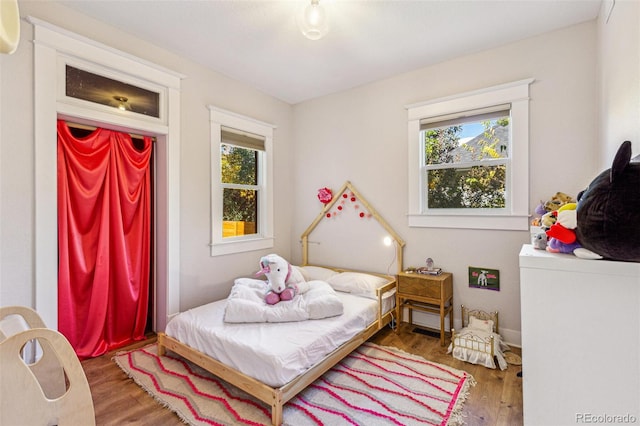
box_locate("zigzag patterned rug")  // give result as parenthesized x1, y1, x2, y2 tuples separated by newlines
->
(114, 342, 475, 425)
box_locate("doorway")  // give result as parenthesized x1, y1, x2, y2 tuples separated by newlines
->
(59, 121, 156, 357)
(32, 17, 182, 334)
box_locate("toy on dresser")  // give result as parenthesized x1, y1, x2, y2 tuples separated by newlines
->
(575, 141, 640, 262)
(531, 141, 640, 262)
(531, 192, 577, 253)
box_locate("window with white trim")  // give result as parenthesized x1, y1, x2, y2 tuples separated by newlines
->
(406, 79, 533, 230)
(210, 106, 275, 256)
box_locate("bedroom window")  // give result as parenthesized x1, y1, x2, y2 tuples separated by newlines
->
(406, 79, 533, 230)
(210, 106, 275, 256)
(221, 128, 260, 238)
(422, 106, 510, 210)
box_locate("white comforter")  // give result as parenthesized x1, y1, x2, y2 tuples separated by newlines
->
(223, 278, 343, 323)
(165, 291, 385, 387)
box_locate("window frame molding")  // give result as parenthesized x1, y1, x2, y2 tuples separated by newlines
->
(406, 78, 534, 231)
(209, 106, 275, 256)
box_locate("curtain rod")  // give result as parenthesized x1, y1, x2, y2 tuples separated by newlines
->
(66, 122, 155, 142)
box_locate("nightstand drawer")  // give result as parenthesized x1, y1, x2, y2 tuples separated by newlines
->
(398, 276, 443, 298)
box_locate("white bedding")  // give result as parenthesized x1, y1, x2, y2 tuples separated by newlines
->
(223, 278, 343, 323)
(165, 290, 395, 387)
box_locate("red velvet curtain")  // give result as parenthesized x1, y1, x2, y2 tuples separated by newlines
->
(57, 120, 152, 358)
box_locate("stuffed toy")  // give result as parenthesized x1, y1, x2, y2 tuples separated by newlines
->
(532, 232, 548, 250)
(546, 202, 577, 244)
(546, 238, 581, 254)
(575, 141, 640, 262)
(544, 202, 582, 254)
(539, 210, 557, 230)
(256, 254, 309, 305)
(545, 192, 574, 212)
(536, 192, 576, 214)
(532, 192, 576, 228)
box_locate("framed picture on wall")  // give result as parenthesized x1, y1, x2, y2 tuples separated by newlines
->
(468, 266, 500, 291)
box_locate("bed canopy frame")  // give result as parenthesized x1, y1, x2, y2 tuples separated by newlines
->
(301, 180, 405, 274)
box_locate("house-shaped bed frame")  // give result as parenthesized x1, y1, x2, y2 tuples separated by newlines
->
(301, 180, 405, 274)
(158, 180, 405, 425)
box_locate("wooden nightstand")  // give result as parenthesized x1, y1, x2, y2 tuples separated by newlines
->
(396, 271, 453, 346)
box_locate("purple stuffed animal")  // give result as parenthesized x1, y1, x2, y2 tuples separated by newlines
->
(546, 237, 581, 254)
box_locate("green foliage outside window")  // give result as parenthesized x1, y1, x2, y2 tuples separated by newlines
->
(221, 144, 258, 225)
(424, 118, 509, 209)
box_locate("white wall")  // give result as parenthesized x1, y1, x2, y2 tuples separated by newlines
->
(2, 2, 637, 345)
(0, 1, 295, 316)
(0, 15, 33, 309)
(598, 0, 640, 167)
(291, 22, 600, 346)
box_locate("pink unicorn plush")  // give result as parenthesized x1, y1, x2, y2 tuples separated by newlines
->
(256, 254, 308, 305)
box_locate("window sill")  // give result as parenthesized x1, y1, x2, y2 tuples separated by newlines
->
(210, 236, 274, 257)
(408, 213, 529, 231)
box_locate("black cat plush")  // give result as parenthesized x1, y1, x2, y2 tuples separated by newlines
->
(575, 141, 640, 262)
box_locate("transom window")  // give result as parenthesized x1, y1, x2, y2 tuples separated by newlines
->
(210, 106, 275, 256)
(407, 79, 533, 231)
(65, 65, 161, 118)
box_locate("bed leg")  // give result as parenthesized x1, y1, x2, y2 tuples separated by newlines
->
(271, 399, 283, 425)
(156, 333, 166, 356)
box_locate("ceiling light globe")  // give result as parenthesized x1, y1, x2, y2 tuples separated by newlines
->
(298, 0, 329, 41)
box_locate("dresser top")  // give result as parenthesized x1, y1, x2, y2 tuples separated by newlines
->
(519, 244, 640, 276)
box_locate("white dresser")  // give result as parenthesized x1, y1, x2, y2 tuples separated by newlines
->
(519, 244, 640, 425)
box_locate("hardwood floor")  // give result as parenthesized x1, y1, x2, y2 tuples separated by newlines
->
(369, 323, 523, 426)
(82, 323, 523, 425)
(81, 335, 184, 426)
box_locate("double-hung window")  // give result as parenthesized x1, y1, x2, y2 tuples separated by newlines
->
(407, 79, 533, 230)
(210, 106, 275, 256)
(422, 105, 510, 209)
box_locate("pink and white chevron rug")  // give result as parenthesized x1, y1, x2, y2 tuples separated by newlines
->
(114, 342, 475, 426)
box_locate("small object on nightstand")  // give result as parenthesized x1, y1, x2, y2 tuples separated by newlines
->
(425, 257, 434, 270)
(416, 267, 442, 276)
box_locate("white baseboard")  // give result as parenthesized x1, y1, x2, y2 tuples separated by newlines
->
(406, 310, 522, 348)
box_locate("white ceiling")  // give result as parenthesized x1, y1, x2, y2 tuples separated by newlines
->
(58, 0, 602, 104)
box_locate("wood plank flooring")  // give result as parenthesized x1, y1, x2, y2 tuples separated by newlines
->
(81, 322, 522, 425)
(370, 323, 523, 426)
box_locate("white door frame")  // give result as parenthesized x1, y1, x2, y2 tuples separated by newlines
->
(30, 17, 181, 331)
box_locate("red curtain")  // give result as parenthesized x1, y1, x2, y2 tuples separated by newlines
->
(57, 120, 152, 359)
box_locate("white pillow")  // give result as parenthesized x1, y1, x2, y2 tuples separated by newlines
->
(468, 315, 494, 333)
(326, 272, 389, 299)
(297, 266, 339, 282)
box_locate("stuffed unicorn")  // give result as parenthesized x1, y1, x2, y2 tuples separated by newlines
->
(256, 254, 309, 305)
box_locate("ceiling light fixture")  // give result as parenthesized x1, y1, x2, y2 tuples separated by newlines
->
(113, 95, 130, 111)
(298, 0, 329, 41)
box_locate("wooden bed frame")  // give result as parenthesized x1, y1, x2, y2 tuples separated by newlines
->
(157, 181, 405, 425)
(157, 278, 396, 426)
